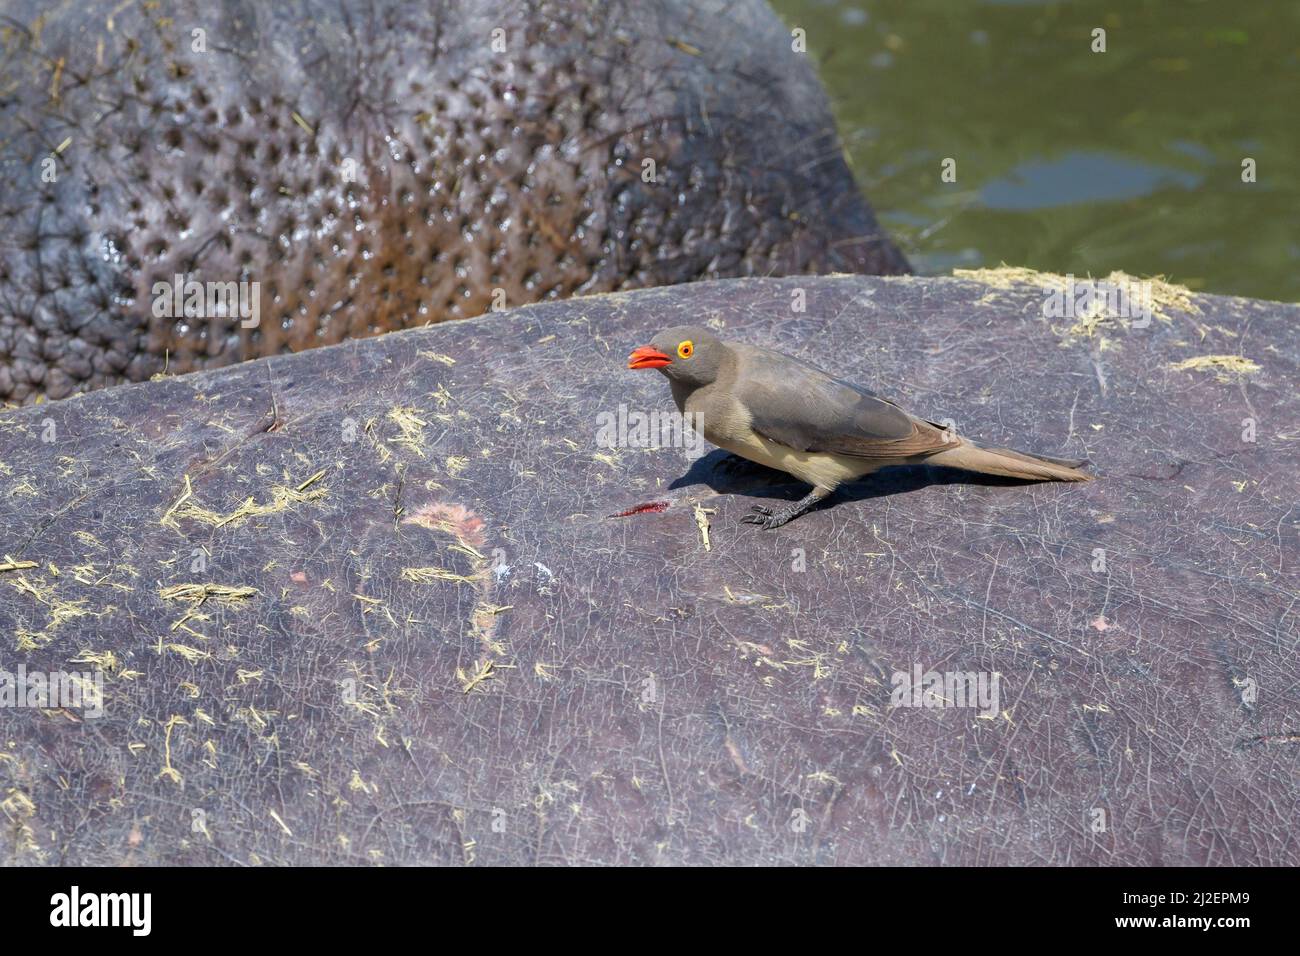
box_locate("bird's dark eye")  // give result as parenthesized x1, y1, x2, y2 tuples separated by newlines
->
(677, 340, 694, 359)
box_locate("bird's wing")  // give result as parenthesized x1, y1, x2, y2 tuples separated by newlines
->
(733, 345, 950, 460)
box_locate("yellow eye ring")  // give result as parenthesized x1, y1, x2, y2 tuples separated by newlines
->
(677, 340, 694, 359)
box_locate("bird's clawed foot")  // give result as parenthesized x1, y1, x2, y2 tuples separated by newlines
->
(738, 488, 832, 531)
(741, 504, 791, 530)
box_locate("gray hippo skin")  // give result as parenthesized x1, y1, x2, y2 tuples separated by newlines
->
(0, 273, 1295, 865)
(0, 0, 908, 403)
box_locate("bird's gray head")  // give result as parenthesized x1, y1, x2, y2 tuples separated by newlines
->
(627, 325, 727, 387)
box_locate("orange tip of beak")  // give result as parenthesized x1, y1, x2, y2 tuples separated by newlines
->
(628, 346, 672, 370)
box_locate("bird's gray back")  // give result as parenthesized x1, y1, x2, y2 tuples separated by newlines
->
(728, 343, 923, 454)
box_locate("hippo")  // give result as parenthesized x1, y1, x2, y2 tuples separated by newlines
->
(0, 0, 908, 403)
(0, 272, 1295, 865)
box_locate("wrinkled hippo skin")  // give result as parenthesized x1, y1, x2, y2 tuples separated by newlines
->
(0, 0, 908, 402)
(0, 274, 1295, 865)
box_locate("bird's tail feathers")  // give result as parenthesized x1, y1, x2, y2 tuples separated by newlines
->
(926, 440, 1094, 482)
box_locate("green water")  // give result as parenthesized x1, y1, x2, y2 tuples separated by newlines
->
(770, 0, 1299, 302)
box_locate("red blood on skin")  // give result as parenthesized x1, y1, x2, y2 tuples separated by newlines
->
(608, 501, 670, 518)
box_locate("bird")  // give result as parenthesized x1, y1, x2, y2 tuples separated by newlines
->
(627, 325, 1094, 529)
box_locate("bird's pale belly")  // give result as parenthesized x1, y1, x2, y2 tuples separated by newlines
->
(705, 425, 875, 492)
(684, 386, 877, 491)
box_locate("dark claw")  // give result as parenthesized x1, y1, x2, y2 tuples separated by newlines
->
(741, 504, 786, 530)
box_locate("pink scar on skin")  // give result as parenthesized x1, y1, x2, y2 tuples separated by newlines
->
(401, 501, 501, 655)
(402, 501, 487, 547)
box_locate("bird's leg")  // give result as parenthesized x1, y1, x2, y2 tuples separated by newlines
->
(741, 486, 832, 530)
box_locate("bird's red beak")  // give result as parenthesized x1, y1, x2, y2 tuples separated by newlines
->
(627, 346, 672, 370)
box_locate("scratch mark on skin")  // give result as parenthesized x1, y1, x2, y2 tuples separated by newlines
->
(980, 545, 1003, 646)
(724, 736, 750, 775)
(811, 780, 845, 863)
(1236, 733, 1300, 749)
(268, 809, 293, 836)
(658, 690, 676, 827)
(1090, 354, 1108, 396)
(1065, 388, 1080, 446)
(713, 703, 752, 776)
